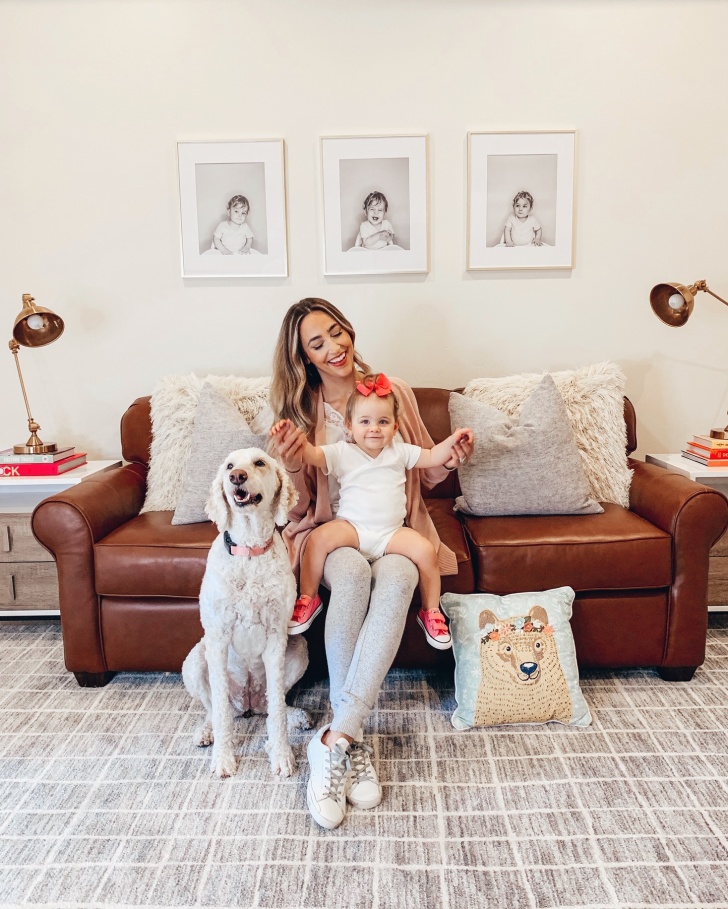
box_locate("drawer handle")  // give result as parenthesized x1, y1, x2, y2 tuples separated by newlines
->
(1, 525, 9, 553)
(4, 575, 15, 602)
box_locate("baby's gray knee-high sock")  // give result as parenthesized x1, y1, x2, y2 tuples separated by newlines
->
(331, 554, 418, 739)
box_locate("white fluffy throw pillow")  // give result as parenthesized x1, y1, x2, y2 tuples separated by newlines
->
(463, 362, 632, 507)
(142, 374, 272, 513)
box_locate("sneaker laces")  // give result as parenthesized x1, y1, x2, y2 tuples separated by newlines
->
(323, 742, 350, 799)
(349, 741, 376, 785)
(424, 612, 449, 636)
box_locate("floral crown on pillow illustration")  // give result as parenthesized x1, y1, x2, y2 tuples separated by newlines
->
(480, 613, 554, 643)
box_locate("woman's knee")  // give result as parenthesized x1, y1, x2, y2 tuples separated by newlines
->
(371, 553, 419, 597)
(323, 546, 371, 590)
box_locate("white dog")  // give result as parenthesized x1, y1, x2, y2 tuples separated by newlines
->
(182, 448, 310, 778)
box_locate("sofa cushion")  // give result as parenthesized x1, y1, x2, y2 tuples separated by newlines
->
(95, 512, 215, 597)
(462, 361, 632, 507)
(172, 383, 268, 525)
(441, 586, 592, 729)
(450, 376, 603, 516)
(462, 504, 671, 593)
(142, 374, 271, 513)
(426, 499, 473, 594)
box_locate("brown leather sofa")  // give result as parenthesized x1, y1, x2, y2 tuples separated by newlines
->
(32, 389, 728, 687)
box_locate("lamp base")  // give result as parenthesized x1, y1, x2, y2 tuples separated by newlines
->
(13, 441, 58, 455)
(710, 428, 728, 440)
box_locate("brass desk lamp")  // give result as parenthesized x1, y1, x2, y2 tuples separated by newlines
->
(9, 294, 65, 454)
(650, 279, 728, 438)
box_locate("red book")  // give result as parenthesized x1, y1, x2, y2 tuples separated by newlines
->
(685, 442, 728, 460)
(0, 453, 87, 477)
(681, 450, 728, 468)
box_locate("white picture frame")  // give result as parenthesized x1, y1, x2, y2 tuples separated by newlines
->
(177, 140, 288, 278)
(467, 130, 576, 271)
(321, 135, 429, 276)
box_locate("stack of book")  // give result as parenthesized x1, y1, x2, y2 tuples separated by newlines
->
(0, 446, 87, 477)
(681, 434, 728, 468)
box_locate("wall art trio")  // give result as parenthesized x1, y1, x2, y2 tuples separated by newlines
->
(177, 131, 575, 279)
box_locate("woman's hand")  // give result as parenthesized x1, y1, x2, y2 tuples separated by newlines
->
(444, 429, 474, 471)
(269, 419, 306, 472)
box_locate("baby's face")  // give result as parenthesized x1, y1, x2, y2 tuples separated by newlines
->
(366, 202, 387, 226)
(513, 197, 531, 219)
(229, 204, 248, 225)
(348, 395, 398, 455)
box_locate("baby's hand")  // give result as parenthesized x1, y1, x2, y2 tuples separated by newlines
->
(269, 419, 292, 437)
(453, 428, 474, 446)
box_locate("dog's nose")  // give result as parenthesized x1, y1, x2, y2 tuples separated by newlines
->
(229, 469, 248, 484)
(520, 662, 538, 677)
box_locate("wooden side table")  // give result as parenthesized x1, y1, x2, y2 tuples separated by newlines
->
(0, 460, 122, 618)
(646, 453, 728, 612)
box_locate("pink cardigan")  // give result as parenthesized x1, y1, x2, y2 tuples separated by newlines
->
(282, 377, 458, 577)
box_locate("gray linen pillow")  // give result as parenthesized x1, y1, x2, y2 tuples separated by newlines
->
(449, 374, 603, 516)
(172, 383, 268, 525)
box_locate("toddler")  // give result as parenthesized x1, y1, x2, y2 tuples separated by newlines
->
(504, 190, 542, 247)
(270, 373, 474, 650)
(212, 194, 254, 255)
(355, 191, 395, 250)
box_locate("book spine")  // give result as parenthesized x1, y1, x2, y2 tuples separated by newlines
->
(0, 450, 74, 464)
(692, 436, 728, 450)
(685, 444, 728, 460)
(681, 451, 728, 467)
(0, 457, 86, 477)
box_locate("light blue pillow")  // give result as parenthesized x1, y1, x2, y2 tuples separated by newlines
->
(441, 587, 591, 729)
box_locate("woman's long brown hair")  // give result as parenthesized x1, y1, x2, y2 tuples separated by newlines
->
(270, 298, 371, 438)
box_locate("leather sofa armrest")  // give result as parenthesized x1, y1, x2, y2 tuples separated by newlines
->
(628, 457, 728, 670)
(31, 463, 147, 676)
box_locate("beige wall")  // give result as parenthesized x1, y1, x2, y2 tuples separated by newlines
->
(2, 0, 727, 460)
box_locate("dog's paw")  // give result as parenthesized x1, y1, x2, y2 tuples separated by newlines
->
(210, 750, 237, 779)
(267, 745, 296, 777)
(286, 707, 311, 731)
(193, 722, 214, 747)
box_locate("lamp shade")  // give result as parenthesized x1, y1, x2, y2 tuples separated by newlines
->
(12, 294, 64, 348)
(649, 283, 695, 327)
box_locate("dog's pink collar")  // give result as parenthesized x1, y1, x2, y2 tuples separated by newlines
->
(223, 531, 274, 558)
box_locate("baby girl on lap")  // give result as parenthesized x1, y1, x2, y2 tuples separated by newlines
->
(270, 372, 473, 649)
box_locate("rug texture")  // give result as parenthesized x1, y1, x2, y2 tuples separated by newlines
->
(2, 618, 728, 909)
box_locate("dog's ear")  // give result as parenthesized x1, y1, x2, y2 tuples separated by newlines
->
(205, 462, 233, 532)
(273, 460, 299, 526)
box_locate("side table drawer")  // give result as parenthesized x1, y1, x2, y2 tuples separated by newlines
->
(0, 514, 53, 563)
(0, 563, 59, 610)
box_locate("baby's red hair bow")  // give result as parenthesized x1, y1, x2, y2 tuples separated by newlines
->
(356, 373, 392, 397)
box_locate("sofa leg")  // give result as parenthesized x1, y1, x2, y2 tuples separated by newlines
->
(658, 666, 697, 682)
(73, 671, 116, 688)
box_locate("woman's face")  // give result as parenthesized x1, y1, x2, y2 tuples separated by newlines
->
(299, 310, 354, 381)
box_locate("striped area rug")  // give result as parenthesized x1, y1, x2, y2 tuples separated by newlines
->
(1, 616, 728, 908)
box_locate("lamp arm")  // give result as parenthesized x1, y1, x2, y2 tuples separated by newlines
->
(704, 287, 728, 308)
(9, 339, 41, 434)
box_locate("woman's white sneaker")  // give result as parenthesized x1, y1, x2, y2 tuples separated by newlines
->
(347, 732, 382, 810)
(306, 725, 350, 830)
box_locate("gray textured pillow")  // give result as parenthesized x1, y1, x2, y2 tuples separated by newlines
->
(449, 375, 603, 516)
(172, 383, 268, 525)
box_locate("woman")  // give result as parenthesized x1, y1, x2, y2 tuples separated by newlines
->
(269, 298, 473, 830)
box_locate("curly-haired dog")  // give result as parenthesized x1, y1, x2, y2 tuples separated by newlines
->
(474, 604, 573, 726)
(182, 448, 309, 779)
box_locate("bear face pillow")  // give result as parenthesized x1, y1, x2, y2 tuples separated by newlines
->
(440, 587, 591, 729)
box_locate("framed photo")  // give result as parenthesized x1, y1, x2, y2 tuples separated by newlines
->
(177, 140, 288, 278)
(467, 131, 576, 270)
(321, 135, 429, 276)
